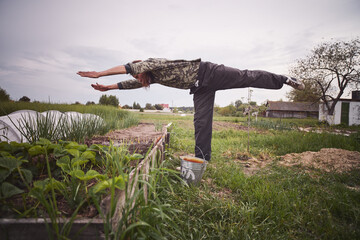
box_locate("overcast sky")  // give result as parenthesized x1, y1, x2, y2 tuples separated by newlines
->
(0, 0, 359, 107)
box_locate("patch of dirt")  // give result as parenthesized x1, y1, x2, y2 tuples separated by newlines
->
(224, 148, 360, 175)
(201, 178, 234, 202)
(85, 122, 164, 154)
(279, 148, 360, 173)
(221, 150, 273, 175)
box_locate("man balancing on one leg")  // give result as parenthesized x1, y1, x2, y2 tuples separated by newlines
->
(78, 58, 304, 161)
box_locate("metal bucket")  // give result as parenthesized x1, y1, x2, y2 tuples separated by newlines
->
(180, 156, 207, 185)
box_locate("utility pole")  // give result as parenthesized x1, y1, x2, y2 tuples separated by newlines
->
(247, 88, 253, 153)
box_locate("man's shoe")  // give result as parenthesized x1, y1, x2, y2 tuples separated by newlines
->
(285, 77, 305, 90)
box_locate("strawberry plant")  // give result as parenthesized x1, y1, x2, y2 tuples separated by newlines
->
(0, 138, 143, 219)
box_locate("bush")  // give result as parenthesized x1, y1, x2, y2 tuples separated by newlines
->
(0, 87, 10, 101)
(154, 104, 164, 110)
(99, 94, 119, 107)
(19, 96, 30, 102)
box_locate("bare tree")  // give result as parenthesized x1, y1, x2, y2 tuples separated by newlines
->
(290, 38, 360, 115)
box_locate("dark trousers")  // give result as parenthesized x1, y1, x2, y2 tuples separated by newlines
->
(193, 62, 287, 161)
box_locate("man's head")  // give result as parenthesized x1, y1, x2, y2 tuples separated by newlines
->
(132, 72, 152, 87)
(131, 60, 152, 87)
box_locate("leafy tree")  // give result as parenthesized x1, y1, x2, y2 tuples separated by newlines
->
(234, 100, 242, 109)
(0, 87, 10, 101)
(217, 104, 236, 116)
(287, 79, 322, 102)
(145, 103, 155, 110)
(99, 94, 119, 107)
(289, 38, 360, 115)
(132, 102, 141, 109)
(86, 101, 96, 105)
(19, 96, 30, 102)
(154, 104, 164, 110)
(122, 104, 132, 109)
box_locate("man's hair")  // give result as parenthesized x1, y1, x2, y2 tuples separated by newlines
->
(132, 60, 152, 87)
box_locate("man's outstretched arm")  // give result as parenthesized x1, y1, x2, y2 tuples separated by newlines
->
(91, 83, 119, 91)
(77, 65, 127, 78)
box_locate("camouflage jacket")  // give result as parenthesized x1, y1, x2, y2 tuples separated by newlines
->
(119, 58, 201, 90)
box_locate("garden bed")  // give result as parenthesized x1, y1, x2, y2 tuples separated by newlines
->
(85, 122, 167, 155)
(0, 122, 172, 239)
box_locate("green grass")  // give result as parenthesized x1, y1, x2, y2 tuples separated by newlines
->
(2, 107, 359, 239)
(139, 114, 360, 239)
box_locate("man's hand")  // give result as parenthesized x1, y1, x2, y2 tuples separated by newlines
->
(77, 71, 100, 78)
(91, 83, 109, 91)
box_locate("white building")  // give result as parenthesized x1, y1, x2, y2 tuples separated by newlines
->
(319, 91, 360, 126)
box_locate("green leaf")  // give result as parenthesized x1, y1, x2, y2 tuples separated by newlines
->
(57, 155, 71, 173)
(0, 167, 11, 182)
(0, 151, 12, 157)
(71, 157, 89, 168)
(92, 180, 110, 193)
(80, 170, 102, 181)
(20, 169, 33, 184)
(28, 145, 45, 156)
(81, 151, 96, 162)
(33, 178, 50, 191)
(57, 155, 70, 167)
(77, 144, 87, 152)
(66, 149, 80, 158)
(12, 142, 32, 150)
(64, 142, 79, 149)
(1, 182, 24, 198)
(36, 138, 51, 146)
(32, 178, 63, 193)
(9, 142, 27, 153)
(0, 156, 22, 172)
(130, 153, 144, 160)
(71, 169, 85, 179)
(0, 142, 11, 152)
(92, 175, 127, 193)
(29, 187, 43, 200)
(48, 143, 58, 151)
(53, 145, 67, 157)
(114, 176, 126, 190)
(51, 179, 65, 191)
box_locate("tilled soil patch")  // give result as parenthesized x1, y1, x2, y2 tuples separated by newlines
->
(224, 148, 360, 175)
(85, 123, 164, 154)
(279, 148, 360, 173)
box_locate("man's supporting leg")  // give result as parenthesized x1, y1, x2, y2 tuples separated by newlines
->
(193, 88, 216, 161)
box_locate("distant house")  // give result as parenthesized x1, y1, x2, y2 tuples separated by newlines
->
(160, 104, 169, 109)
(160, 104, 171, 112)
(266, 101, 319, 118)
(319, 91, 360, 126)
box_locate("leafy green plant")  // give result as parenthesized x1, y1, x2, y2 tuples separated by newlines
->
(0, 154, 32, 200)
